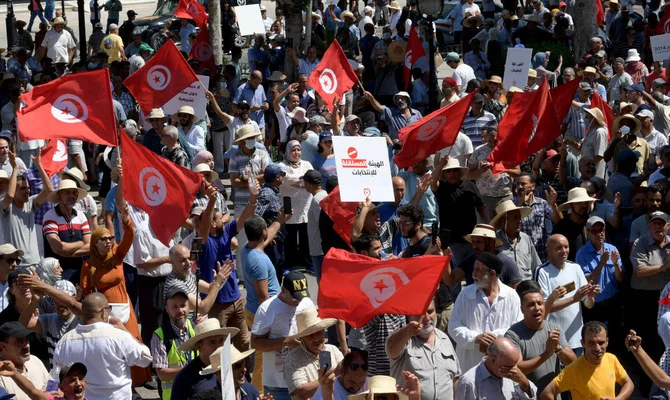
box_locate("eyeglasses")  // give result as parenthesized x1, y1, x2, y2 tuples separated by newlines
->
(99, 236, 115, 242)
(349, 362, 368, 371)
(2, 257, 19, 264)
(102, 305, 113, 313)
(232, 361, 245, 369)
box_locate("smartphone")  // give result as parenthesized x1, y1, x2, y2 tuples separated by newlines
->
(438, 228, 451, 249)
(283, 196, 292, 214)
(620, 125, 631, 135)
(319, 350, 331, 372)
(562, 281, 576, 293)
(431, 224, 439, 245)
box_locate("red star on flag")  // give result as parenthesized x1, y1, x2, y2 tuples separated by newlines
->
(374, 280, 387, 293)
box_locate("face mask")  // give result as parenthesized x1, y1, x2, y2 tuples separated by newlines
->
(244, 139, 256, 149)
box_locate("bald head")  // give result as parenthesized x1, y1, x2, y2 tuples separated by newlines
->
(547, 234, 569, 267)
(392, 176, 406, 205)
(486, 337, 521, 378)
(81, 293, 109, 322)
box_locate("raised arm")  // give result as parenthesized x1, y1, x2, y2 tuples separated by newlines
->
(274, 82, 299, 112)
(33, 151, 54, 206)
(2, 152, 18, 211)
(205, 91, 233, 124)
(363, 91, 383, 113)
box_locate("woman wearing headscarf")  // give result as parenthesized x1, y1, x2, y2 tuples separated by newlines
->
(532, 51, 562, 88)
(79, 161, 152, 386)
(35, 257, 62, 287)
(279, 140, 315, 269)
(193, 150, 227, 193)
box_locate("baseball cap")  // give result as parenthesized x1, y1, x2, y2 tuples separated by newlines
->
(579, 81, 593, 93)
(282, 271, 309, 300)
(94, 22, 103, 28)
(653, 78, 668, 88)
(7, 270, 25, 287)
(309, 115, 329, 126)
(0, 321, 32, 341)
(264, 163, 289, 182)
(319, 131, 333, 142)
(446, 52, 459, 62)
(59, 362, 87, 382)
(301, 170, 322, 185)
(363, 127, 381, 137)
(636, 109, 654, 120)
(164, 286, 189, 300)
(345, 114, 361, 124)
(585, 216, 605, 230)
(545, 149, 560, 159)
(650, 211, 669, 223)
(190, 206, 207, 216)
(625, 83, 644, 93)
(473, 93, 485, 103)
(0, 130, 13, 143)
(0, 244, 24, 257)
(595, 50, 607, 58)
(559, 1, 567, 6)
(108, 23, 119, 30)
(127, 9, 137, 16)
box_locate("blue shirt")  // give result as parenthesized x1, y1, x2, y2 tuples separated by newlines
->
(234, 83, 267, 129)
(325, 6, 341, 31)
(199, 220, 241, 304)
(179, 24, 197, 54)
(241, 246, 280, 313)
(247, 44, 270, 78)
(381, 106, 423, 141)
(575, 241, 621, 302)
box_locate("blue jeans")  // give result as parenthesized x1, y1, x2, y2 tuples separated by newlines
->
(264, 386, 290, 400)
(44, 2, 54, 21)
(28, 10, 49, 31)
(312, 255, 324, 283)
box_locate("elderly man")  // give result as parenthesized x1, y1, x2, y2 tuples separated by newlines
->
(515, 173, 559, 262)
(142, 108, 168, 155)
(42, 180, 90, 283)
(505, 280, 576, 395)
(534, 234, 599, 355)
(637, 109, 668, 163)
(387, 297, 460, 400)
(39, 17, 75, 65)
(541, 321, 633, 400)
(553, 187, 596, 261)
(234, 70, 269, 136)
(441, 77, 460, 106)
(160, 125, 190, 168)
(101, 23, 126, 62)
(198, 344, 262, 399)
(284, 308, 342, 399)
(0, 321, 50, 399)
(492, 200, 541, 280)
(53, 293, 153, 400)
(457, 337, 538, 399)
(364, 91, 422, 141)
(175, 105, 205, 158)
(448, 252, 523, 372)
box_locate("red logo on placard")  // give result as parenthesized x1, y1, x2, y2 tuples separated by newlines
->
(342, 146, 367, 168)
(348, 147, 358, 158)
(363, 187, 371, 196)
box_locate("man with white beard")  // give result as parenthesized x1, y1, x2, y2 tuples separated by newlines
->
(387, 297, 461, 400)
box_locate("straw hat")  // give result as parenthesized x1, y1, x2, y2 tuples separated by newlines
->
(60, 167, 90, 191)
(580, 66, 600, 79)
(268, 71, 286, 81)
(584, 107, 606, 127)
(194, 163, 219, 181)
(341, 10, 355, 20)
(349, 376, 408, 400)
(287, 107, 309, 124)
(388, 40, 407, 63)
(488, 75, 502, 85)
(146, 108, 167, 120)
(604, 0, 620, 7)
(613, 113, 641, 134)
(179, 319, 239, 352)
(441, 157, 469, 176)
(200, 345, 255, 375)
(528, 69, 537, 78)
(388, 1, 401, 10)
(176, 105, 195, 116)
(558, 187, 596, 211)
(625, 49, 641, 63)
(47, 180, 87, 203)
(288, 308, 336, 340)
(506, 86, 524, 93)
(489, 200, 532, 229)
(464, 224, 504, 247)
(52, 17, 66, 25)
(234, 125, 262, 143)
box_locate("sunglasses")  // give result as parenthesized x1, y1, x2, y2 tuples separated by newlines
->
(99, 236, 115, 242)
(2, 257, 19, 264)
(232, 361, 245, 369)
(349, 362, 368, 371)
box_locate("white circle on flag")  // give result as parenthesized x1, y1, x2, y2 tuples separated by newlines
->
(50, 94, 89, 124)
(53, 140, 68, 162)
(194, 42, 213, 61)
(404, 50, 413, 68)
(319, 69, 338, 95)
(139, 167, 167, 206)
(417, 116, 447, 142)
(147, 65, 171, 91)
(359, 267, 410, 308)
(187, 3, 200, 17)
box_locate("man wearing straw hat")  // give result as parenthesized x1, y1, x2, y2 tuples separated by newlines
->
(492, 200, 541, 280)
(552, 187, 596, 262)
(175, 105, 206, 158)
(198, 344, 262, 399)
(565, 107, 608, 179)
(170, 318, 239, 399)
(284, 307, 342, 399)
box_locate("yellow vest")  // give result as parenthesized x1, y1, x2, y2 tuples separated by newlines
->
(154, 319, 196, 400)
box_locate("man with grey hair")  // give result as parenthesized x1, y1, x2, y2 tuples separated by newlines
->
(562, 67, 576, 83)
(457, 337, 537, 399)
(160, 125, 190, 168)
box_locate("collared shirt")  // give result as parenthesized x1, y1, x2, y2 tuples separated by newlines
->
(447, 280, 522, 372)
(564, 100, 589, 141)
(456, 359, 537, 400)
(298, 58, 320, 77)
(640, 129, 668, 158)
(380, 106, 422, 141)
(22, 165, 60, 226)
(229, 147, 271, 211)
(255, 184, 282, 224)
(112, 91, 136, 116)
(178, 124, 206, 159)
(630, 233, 670, 291)
(42, 29, 75, 62)
(7, 58, 31, 82)
(42, 206, 91, 272)
(462, 111, 497, 148)
(576, 241, 621, 302)
(398, 170, 438, 228)
(517, 196, 553, 261)
(234, 82, 267, 129)
(150, 321, 194, 369)
(161, 145, 190, 169)
(389, 328, 460, 400)
(496, 230, 541, 280)
(284, 343, 343, 396)
(453, 64, 476, 89)
(53, 322, 152, 400)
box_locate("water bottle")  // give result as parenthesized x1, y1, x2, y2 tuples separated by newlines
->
(247, 169, 259, 195)
(45, 366, 60, 392)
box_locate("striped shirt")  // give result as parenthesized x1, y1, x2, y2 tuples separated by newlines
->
(37, 313, 79, 368)
(461, 110, 497, 148)
(364, 314, 406, 376)
(42, 206, 91, 272)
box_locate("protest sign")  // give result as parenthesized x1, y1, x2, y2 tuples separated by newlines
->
(234, 5, 266, 36)
(221, 335, 235, 400)
(651, 33, 670, 62)
(503, 48, 533, 89)
(332, 136, 394, 202)
(163, 75, 210, 120)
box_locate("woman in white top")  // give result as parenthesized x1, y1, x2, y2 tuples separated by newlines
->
(279, 140, 314, 269)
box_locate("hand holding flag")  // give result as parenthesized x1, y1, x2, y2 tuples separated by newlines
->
(308, 41, 359, 113)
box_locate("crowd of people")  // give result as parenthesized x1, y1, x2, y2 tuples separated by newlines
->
(5, 0, 670, 398)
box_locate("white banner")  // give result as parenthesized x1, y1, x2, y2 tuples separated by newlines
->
(220, 335, 235, 400)
(503, 48, 533, 89)
(234, 5, 266, 37)
(651, 33, 670, 62)
(333, 136, 394, 202)
(163, 75, 210, 121)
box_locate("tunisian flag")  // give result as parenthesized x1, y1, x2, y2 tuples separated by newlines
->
(590, 92, 613, 139)
(403, 27, 427, 89)
(319, 186, 359, 248)
(17, 69, 118, 146)
(308, 41, 359, 113)
(394, 91, 475, 169)
(120, 132, 202, 246)
(318, 248, 450, 328)
(596, 0, 604, 27)
(190, 28, 217, 73)
(40, 139, 68, 177)
(124, 40, 199, 115)
(174, 0, 208, 28)
(488, 78, 562, 174)
(550, 78, 580, 122)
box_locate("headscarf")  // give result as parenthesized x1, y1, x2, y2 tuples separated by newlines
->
(532, 52, 547, 69)
(285, 140, 302, 167)
(35, 257, 61, 286)
(192, 150, 214, 168)
(88, 227, 118, 278)
(625, 61, 645, 84)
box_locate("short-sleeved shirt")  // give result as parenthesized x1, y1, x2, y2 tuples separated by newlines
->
(42, 29, 75, 62)
(1, 195, 40, 266)
(630, 233, 670, 291)
(241, 246, 280, 314)
(552, 217, 587, 262)
(496, 230, 541, 281)
(0, 355, 49, 399)
(284, 343, 343, 395)
(170, 357, 217, 399)
(398, 170, 438, 228)
(228, 148, 271, 209)
(364, 314, 406, 376)
(576, 241, 621, 302)
(198, 221, 241, 304)
(462, 111, 497, 148)
(234, 82, 267, 129)
(380, 106, 422, 141)
(42, 206, 91, 272)
(101, 33, 124, 62)
(552, 353, 627, 399)
(37, 313, 79, 367)
(505, 320, 568, 394)
(516, 196, 552, 262)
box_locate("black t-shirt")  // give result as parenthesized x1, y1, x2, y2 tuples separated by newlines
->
(433, 180, 484, 243)
(552, 217, 586, 262)
(456, 252, 522, 286)
(401, 235, 432, 258)
(170, 357, 217, 399)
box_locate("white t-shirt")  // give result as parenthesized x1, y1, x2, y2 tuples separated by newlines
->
(453, 64, 476, 89)
(0, 355, 49, 400)
(251, 295, 315, 388)
(439, 132, 474, 167)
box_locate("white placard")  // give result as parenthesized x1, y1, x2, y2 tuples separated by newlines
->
(220, 335, 235, 400)
(651, 34, 670, 62)
(234, 5, 266, 37)
(163, 75, 210, 120)
(503, 48, 533, 89)
(332, 136, 394, 202)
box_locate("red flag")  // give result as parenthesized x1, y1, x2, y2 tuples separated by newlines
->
(318, 248, 450, 328)
(488, 78, 562, 174)
(189, 28, 216, 73)
(308, 41, 359, 113)
(393, 92, 476, 169)
(596, 0, 604, 27)
(590, 92, 613, 139)
(124, 40, 199, 115)
(319, 186, 358, 248)
(403, 27, 427, 89)
(120, 132, 202, 246)
(17, 69, 118, 146)
(174, 0, 208, 28)
(40, 139, 68, 177)
(659, 9, 670, 33)
(550, 78, 580, 123)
